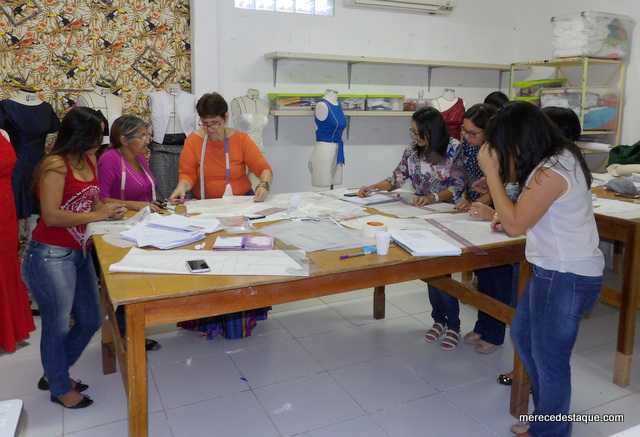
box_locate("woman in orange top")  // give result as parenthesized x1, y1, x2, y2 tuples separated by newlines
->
(169, 92, 273, 201)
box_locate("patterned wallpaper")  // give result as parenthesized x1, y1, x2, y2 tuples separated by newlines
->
(0, 0, 191, 120)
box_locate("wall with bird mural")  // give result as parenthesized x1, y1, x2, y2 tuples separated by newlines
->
(0, 0, 191, 121)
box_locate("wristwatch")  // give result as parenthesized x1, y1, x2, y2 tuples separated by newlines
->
(432, 192, 440, 203)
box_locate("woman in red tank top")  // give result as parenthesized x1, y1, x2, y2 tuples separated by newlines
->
(21, 107, 126, 409)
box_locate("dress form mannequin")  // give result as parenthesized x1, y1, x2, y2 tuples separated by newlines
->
(0, 87, 60, 246)
(310, 89, 346, 188)
(76, 82, 123, 145)
(230, 89, 271, 187)
(230, 89, 270, 151)
(430, 88, 465, 140)
(148, 82, 197, 200)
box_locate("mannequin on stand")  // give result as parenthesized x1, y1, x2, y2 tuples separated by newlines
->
(76, 81, 123, 153)
(148, 82, 197, 200)
(231, 89, 271, 187)
(310, 89, 347, 188)
(430, 88, 465, 140)
(0, 87, 59, 227)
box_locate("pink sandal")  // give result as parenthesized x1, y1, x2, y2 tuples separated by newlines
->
(440, 330, 461, 350)
(424, 323, 446, 343)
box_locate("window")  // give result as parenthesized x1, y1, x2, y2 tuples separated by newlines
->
(235, 0, 334, 16)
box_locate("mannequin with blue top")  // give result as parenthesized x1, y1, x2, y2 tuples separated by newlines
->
(310, 89, 347, 188)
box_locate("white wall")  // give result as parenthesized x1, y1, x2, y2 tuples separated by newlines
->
(190, 0, 638, 193)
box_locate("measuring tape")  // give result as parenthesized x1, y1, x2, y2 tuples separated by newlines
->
(424, 218, 487, 256)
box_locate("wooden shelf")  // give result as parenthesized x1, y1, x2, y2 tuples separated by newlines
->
(264, 51, 515, 89)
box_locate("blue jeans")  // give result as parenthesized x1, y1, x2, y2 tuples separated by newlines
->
(473, 264, 517, 345)
(428, 282, 460, 332)
(511, 265, 602, 437)
(21, 240, 102, 397)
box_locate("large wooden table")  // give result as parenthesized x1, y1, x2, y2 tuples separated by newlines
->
(94, 228, 527, 437)
(592, 186, 640, 387)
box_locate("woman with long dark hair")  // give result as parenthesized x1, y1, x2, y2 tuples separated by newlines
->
(359, 106, 465, 350)
(479, 101, 603, 437)
(22, 107, 126, 409)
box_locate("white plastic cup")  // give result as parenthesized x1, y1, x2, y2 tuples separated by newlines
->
(375, 231, 392, 256)
(290, 194, 301, 210)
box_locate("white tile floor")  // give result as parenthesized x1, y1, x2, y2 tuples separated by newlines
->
(2, 279, 639, 437)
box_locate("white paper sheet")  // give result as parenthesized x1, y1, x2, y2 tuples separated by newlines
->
(109, 247, 308, 276)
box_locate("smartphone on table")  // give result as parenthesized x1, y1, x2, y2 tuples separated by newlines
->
(186, 259, 210, 273)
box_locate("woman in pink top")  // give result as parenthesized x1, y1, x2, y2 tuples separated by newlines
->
(21, 107, 126, 409)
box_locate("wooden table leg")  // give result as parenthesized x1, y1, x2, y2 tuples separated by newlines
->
(614, 227, 640, 387)
(99, 269, 116, 375)
(126, 303, 148, 437)
(373, 286, 385, 319)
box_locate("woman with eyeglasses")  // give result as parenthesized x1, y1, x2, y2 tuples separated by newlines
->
(358, 106, 465, 350)
(168, 92, 273, 202)
(97, 115, 163, 213)
(170, 92, 273, 340)
(357, 106, 464, 207)
(97, 115, 163, 351)
(453, 104, 520, 355)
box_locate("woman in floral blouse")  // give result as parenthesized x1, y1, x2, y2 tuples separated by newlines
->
(358, 106, 464, 205)
(358, 106, 465, 350)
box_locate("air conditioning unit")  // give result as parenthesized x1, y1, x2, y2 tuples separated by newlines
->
(344, 0, 457, 14)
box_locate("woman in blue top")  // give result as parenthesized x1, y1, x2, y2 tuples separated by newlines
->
(359, 106, 464, 350)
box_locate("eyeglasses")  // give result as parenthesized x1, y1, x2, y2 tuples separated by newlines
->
(130, 134, 150, 141)
(199, 119, 224, 129)
(460, 125, 483, 139)
(409, 128, 419, 138)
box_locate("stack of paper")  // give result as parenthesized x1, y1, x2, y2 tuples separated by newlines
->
(390, 229, 461, 257)
(120, 226, 205, 249)
(212, 235, 274, 250)
(147, 215, 221, 233)
(117, 214, 221, 249)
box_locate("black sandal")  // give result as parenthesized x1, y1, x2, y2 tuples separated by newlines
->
(497, 373, 533, 393)
(38, 377, 89, 393)
(497, 373, 512, 386)
(145, 339, 162, 351)
(50, 394, 93, 409)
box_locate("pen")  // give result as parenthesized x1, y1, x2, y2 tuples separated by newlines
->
(247, 215, 266, 220)
(340, 252, 367, 259)
(364, 188, 379, 192)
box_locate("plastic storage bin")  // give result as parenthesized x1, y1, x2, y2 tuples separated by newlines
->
(268, 93, 322, 110)
(338, 95, 366, 111)
(513, 79, 567, 107)
(541, 87, 620, 130)
(365, 95, 405, 111)
(551, 11, 634, 59)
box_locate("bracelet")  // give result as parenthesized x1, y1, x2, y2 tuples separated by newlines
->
(256, 181, 270, 191)
(432, 192, 440, 203)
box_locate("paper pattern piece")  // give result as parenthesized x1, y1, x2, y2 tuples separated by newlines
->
(109, 247, 308, 276)
(390, 229, 462, 257)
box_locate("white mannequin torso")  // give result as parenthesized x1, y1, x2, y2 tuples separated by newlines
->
(163, 83, 185, 135)
(430, 88, 464, 112)
(10, 89, 43, 106)
(148, 88, 197, 144)
(314, 89, 339, 121)
(76, 84, 123, 144)
(310, 89, 343, 187)
(230, 89, 270, 151)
